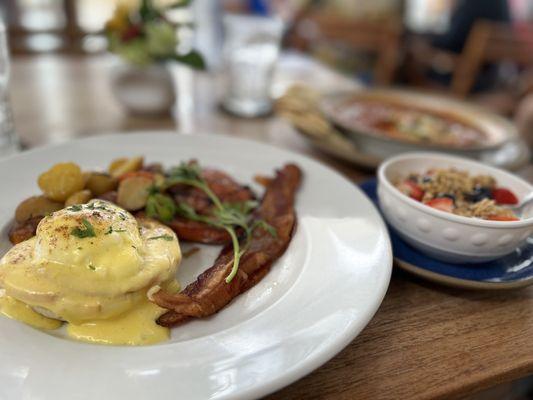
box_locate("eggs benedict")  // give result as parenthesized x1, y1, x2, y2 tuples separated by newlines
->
(0, 200, 181, 345)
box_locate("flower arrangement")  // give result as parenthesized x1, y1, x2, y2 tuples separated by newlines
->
(105, 0, 204, 69)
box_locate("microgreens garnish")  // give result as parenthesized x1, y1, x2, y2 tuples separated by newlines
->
(147, 234, 174, 241)
(71, 218, 96, 239)
(86, 202, 109, 211)
(67, 205, 83, 212)
(146, 193, 176, 222)
(147, 162, 276, 283)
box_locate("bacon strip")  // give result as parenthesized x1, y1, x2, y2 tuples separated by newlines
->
(167, 168, 256, 244)
(153, 164, 302, 327)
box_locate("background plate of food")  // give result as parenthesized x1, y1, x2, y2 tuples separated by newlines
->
(276, 86, 530, 170)
(0, 132, 392, 400)
(321, 88, 518, 156)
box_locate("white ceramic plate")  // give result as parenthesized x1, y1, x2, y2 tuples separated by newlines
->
(0, 133, 392, 400)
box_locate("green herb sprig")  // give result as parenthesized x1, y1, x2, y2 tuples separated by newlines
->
(71, 218, 96, 239)
(148, 234, 174, 241)
(147, 162, 276, 283)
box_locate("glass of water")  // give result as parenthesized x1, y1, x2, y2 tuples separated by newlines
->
(0, 21, 18, 157)
(221, 14, 283, 118)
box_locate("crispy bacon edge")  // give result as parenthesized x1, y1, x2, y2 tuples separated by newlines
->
(152, 163, 302, 327)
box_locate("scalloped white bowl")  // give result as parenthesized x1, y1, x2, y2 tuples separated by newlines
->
(377, 152, 533, 263)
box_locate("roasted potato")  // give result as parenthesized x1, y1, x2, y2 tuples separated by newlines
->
(15, 196, 63, 223)
(38, 162, 85, 202)
(108, 157, 128, 175)
(82, 171, 92, 187)
(65, 190, 92, 206)
(108, 156, 144, 178)
(116, 176, 153, 211)
(85, 172, 118, 196)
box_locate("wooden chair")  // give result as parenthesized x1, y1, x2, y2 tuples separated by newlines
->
(4, 1, 91, 55)
(451, 20, 533, 97)
(286, 13, 402, 86)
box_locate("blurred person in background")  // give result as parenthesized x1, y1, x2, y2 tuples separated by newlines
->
(414, 0, 511, 91)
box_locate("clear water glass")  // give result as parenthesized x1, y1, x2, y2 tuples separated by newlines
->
(221, 14, 283, 118)
(0, 22, 18, 157)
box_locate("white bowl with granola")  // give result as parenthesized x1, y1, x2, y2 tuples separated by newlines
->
(377, 152, 533, 263)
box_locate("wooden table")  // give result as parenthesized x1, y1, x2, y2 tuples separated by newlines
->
(10, 53, 533, 400)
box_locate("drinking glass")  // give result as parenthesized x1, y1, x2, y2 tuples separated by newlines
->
(0, 21, 18, 157)
(221, 14, 283, 118)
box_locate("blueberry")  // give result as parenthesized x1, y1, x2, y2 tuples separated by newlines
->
(466, 186, 491, 202)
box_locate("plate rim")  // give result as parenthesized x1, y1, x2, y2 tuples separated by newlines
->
(394, 258, 533, 290)
(0, 131, 393, 400)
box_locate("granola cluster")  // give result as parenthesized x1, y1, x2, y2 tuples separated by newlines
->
(396, 168, 519, 221)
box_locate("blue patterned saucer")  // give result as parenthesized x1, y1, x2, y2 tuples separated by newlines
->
(361, 179, 533, 290)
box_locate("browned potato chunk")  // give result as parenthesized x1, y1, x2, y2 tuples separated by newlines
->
(38, 162, 84, 202)
(116, 176, 153, 211)
(65, 190, 93, 206)
(108, 156, 144, 178)
(85, 173, 118, 196)
(108, 158, 127, 175)
(82, 171, 92, 187)
(15, 196, 63, 223)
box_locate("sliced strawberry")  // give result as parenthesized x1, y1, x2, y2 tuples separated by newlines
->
(492, 188, 519, 205)
(486, 215, 519, 221)
(424, 197, 454, 213)
(397, 180, 424, 201)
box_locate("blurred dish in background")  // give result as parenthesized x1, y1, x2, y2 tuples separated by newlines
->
(276, 85, 530, 170)
(322, 88, 517, 154)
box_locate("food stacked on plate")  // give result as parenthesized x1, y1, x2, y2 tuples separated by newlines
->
(395, 168, 519, 221)
(0, 157, 302, 345)
(334, 99, 486, 147)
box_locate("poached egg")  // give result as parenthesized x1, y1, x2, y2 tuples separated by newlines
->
(0, 200, 181, 345)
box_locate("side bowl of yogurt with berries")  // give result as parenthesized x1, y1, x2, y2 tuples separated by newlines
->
(377, 152, 533, 263)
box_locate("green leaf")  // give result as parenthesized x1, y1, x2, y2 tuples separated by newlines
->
(71, 218, 96, 239)
(148, 234, 174, 241)
(146, 193, 176, 222)
(145, 20, 178, 58)
(139, 0, 159, 22)
(168, 162, 202, 181)
(168, 0, 192, 8)
(174, 51, 206, 70)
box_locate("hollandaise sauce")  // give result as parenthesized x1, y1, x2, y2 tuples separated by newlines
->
(67, 298, 169, 345)
(0, 293, 62, 330)
(0, 201, 182, 346)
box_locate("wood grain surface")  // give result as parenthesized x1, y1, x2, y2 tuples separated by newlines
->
(9, 53, 533, 400)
